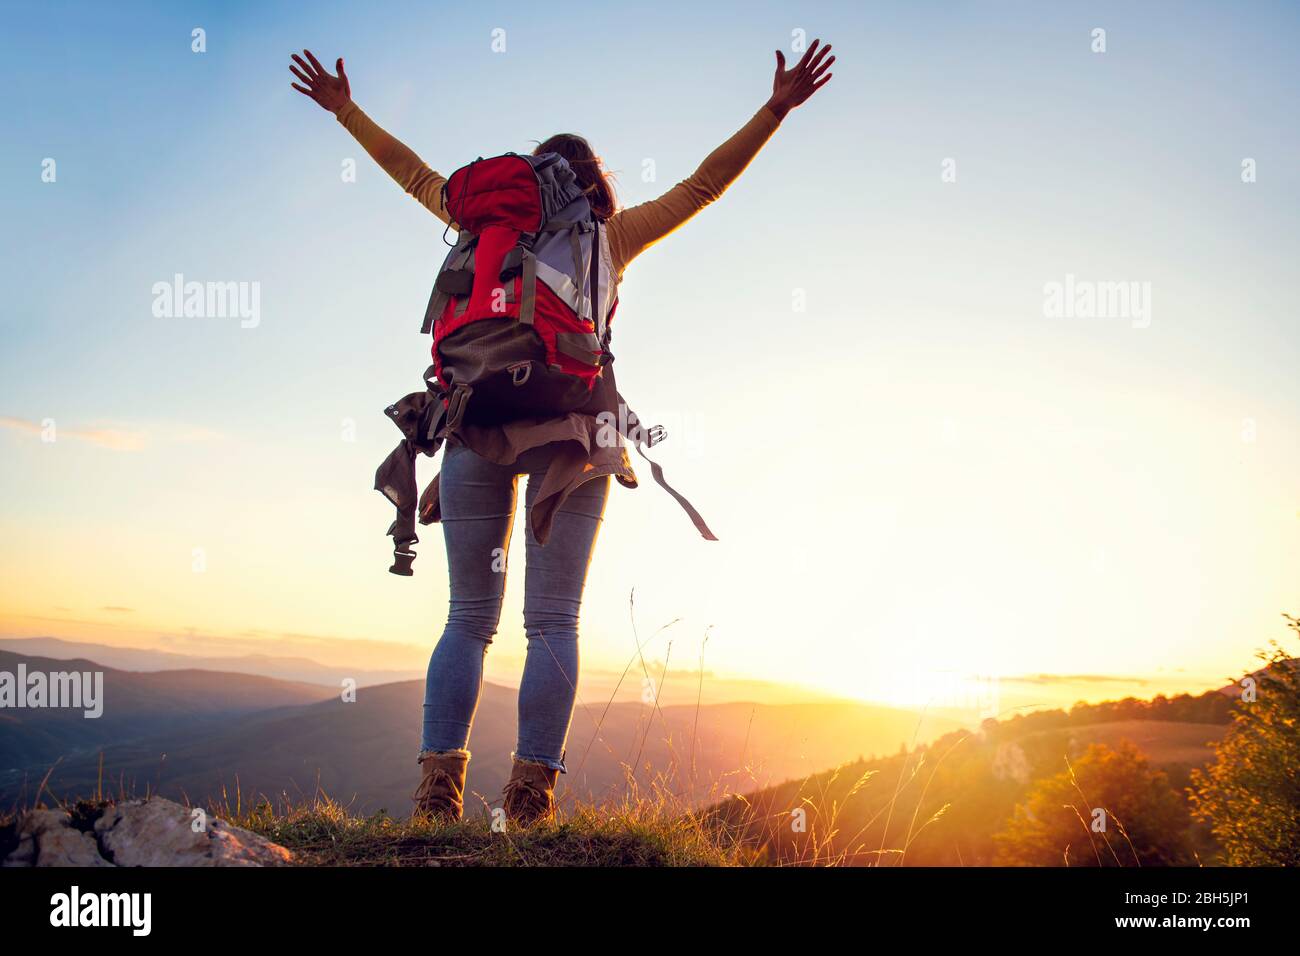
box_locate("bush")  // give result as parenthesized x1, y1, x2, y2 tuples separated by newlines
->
(1188, 615, 1300, 866)
(993, 741, 1193, 866)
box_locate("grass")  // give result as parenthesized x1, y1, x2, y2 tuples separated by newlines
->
(1, 785, 763, 866)
(206, 744, 909, 866)
(226, 793, 755, 867)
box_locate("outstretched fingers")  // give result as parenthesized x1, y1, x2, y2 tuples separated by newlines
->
(794, 38, 821, 71)
(809, 54, 835, 84)
(797, 44, 833, 98)
(302, 48, 328, 77)
(289, 48, 350, 112)
(805, 42, 833, 74)
(290, 53, 318, 80)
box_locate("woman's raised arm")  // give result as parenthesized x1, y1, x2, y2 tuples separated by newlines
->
(606, 41, 833, 274)
(290, 49, 452, 224)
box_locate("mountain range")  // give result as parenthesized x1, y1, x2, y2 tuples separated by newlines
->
(0, 641, 963, 815)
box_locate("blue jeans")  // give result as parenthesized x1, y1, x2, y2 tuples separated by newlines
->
(421, 441, 610, 772)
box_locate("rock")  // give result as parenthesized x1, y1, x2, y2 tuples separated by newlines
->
(36, 826, 115, 867)
(95, 799, 292, 867)
(7, 808, 113, 867)
(1, 799, 292, 867)
(2, 833, 36, 867)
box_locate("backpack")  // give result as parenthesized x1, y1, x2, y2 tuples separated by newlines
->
(423, 151, 614, 427)
(374, 151, 716, 576)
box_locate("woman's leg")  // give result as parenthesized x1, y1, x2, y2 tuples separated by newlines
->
(421, 443, 518, 757)
(514, 470, 611, 771)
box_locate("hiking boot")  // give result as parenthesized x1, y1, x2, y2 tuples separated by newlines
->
(412, 750, 469, 822)
(501, 758, 560, 826)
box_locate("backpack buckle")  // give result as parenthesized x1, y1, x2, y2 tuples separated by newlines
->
(507, 361, 532, 387)
(499, 247, 524, 281)
(390, 548, 417, 576)
(444, 383, 474, 431)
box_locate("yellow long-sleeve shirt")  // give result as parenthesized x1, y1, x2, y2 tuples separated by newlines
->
(338, 99, 783, 543)
(335, 100, 781, 277)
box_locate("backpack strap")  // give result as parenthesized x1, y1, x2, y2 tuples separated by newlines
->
(422, 232, 476, 334)
(536, 218, 598, 323)
(554, 331, 603, 366)
(518, 250, 538, 326)
(589, 220, 612, 359)
(585, 220, 598, 333)
(538, 218, 590, 233)
(615, 390, 718, 542)
(571, 225, 587, 315)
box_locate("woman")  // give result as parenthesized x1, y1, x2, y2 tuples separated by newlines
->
(289, 42, 833, 825)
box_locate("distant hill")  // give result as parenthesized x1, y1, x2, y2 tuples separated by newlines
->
(1020, 719, 1225, 768)
(0, 650, 338, 778)
(0, 651, 962, 814)
(0, 637, 419, 688)
(0, 636, 849, 708)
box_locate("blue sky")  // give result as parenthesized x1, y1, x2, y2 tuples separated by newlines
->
(2, 1, 1298, 707)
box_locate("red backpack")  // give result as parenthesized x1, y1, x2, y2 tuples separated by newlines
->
(421, 151, 615, 428)
(374, 152, 716, 575)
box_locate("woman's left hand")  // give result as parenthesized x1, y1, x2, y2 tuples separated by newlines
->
(766, 39, 834, 120)
(290, 48, 351, 114)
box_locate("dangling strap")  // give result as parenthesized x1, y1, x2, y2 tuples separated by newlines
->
(616, 391, 718, 542)
(376, 390, 449, 576)
(376, 439, 421, 576)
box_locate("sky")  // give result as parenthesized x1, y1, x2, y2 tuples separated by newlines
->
(1, 1, 1297, 713)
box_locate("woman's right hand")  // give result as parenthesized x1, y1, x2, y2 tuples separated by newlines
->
(766, 40, 834, 121)
(290, 49, 351, 113)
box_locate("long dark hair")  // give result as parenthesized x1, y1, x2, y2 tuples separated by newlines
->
(534, 133, 618, 221)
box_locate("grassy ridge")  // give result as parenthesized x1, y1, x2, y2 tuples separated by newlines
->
(1, 683, 1254, 867)
(231, 795, 750, 867)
